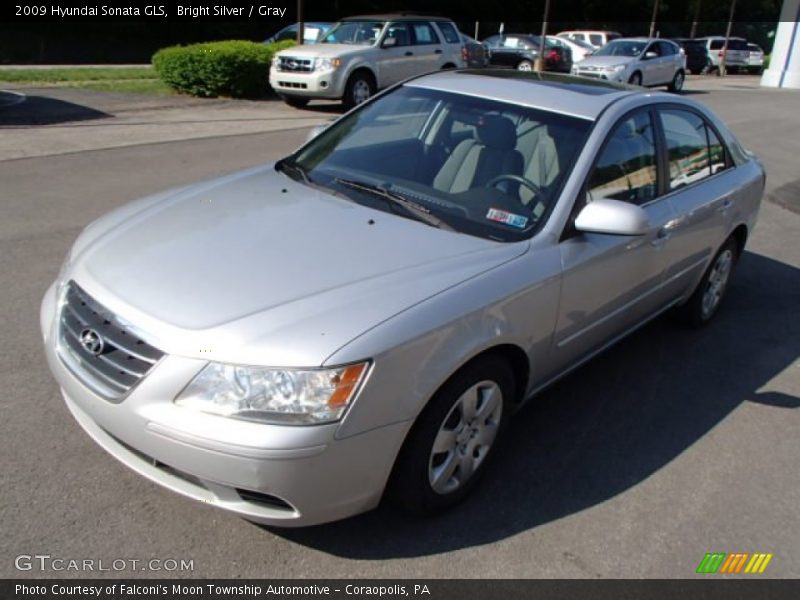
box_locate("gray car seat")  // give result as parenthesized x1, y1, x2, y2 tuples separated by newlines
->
(433, 115, 523, 193)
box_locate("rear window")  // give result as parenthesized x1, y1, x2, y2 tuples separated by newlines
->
(436, 21, 460, 44)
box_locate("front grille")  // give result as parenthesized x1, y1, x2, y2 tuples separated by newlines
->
(277, 56, 313, 72)
(277, 81, 308, 89)
(58, 282, 163, 400)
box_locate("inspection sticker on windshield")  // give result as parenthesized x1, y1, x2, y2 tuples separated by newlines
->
(486, 208, 528, 229)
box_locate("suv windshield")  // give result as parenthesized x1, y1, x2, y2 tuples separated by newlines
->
(320, 20, 386, 45)
(594, 40, 648, 57)
(281, 84, 590, 242)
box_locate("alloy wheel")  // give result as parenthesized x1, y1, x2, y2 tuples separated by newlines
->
(428, 380, 503, 495)
(701, 249, 733, 319)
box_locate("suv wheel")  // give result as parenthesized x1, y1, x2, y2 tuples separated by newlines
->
(668, 69, 685, 92)
(387, 356, 514, 514)
(343, 72, 375, 110)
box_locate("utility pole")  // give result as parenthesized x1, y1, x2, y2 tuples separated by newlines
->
(649, 0, 660, 38)
(690, 0, 703, 39)
(296, 0, 304, 45)
(719, 0, 738, 76)
(535, 0, 551, 72)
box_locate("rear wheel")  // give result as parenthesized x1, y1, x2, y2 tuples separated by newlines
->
(386, 356, 514, 515)
(517, 60, 534, 71)
(673, 237, 739, 327)
(342, 71, 375, 110)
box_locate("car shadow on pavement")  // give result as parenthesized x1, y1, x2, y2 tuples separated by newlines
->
(265, 250, 799, 558)
(0, 94, 111, 126)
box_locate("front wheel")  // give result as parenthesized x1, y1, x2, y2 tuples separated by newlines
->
(673, 237, 739, 327)
(342, 72, 375, 110)
(386, 356, 514, 515)
(668, 69, 685, 93)
(628, 71, 642, 86)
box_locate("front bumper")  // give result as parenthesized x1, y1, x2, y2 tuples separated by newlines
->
(269, 68, 345, 100)
(40, 282, 408, 527)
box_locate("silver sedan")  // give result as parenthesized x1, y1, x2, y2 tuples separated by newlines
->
(41, 70, 765, 526)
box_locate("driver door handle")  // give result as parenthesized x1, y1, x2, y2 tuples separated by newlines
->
(435, 49, 443, 54)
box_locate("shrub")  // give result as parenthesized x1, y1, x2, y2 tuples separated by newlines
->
(152, 39, 295, 98)
(763, 54, 771, 70)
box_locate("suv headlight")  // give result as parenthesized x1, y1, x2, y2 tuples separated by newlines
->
(314, 57, 341, 72)
(175, 361, 369, 425)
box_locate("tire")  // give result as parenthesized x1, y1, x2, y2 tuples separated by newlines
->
(386, 355, 515, 515)
(628, 71, 642, 86)
(517, 60, 534, 71)
(342, 71, 375, 110)
(668, 69, 685, 93)
(673, 237, 739, 327)
(281, 96, 309, 109)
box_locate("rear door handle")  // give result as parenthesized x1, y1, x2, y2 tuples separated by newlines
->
(718, 197, 733, 213)
(434, 49, 443, 54)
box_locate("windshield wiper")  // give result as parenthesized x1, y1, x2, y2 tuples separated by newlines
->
(334, 178, 455, 231)
(277, 159, 311, 185)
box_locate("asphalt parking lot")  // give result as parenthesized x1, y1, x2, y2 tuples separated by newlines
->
(1, 74, 798, 578)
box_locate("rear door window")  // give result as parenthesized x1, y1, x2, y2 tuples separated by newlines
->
(659, 109, 729, 189)
(436, 21, 460, 44)
(411, 22, 440, 45)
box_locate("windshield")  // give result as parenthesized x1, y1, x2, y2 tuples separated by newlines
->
(282, 85, 591, 242)
(594, 40, 648, 57)
(319, 20, 385, 45)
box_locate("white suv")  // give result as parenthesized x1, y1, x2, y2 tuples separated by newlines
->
(556, 30, 622, 49)
(269, 15, 465, 109)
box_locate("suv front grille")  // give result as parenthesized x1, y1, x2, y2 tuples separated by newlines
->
(277, 56, 313, 72)
(57, 282, 163, 400)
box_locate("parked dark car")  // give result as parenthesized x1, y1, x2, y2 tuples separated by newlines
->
(460, 33, 489, 68)
(670, 38, 709, 74)
(483, 34, 572, 73)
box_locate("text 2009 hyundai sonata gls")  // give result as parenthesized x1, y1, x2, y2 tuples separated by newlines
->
(41, 71, 764, 527)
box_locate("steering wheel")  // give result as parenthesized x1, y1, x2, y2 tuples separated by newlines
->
(485, 174, 542, 200)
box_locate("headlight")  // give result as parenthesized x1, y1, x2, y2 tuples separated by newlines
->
(314, 57, 341, 72)
(175, 361, 369, 425)
(604, 64, 627, 73)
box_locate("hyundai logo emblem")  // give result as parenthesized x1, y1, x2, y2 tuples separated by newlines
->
(79, 328, 105, 356)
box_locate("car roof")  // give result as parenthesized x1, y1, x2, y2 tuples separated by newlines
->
(406, 70, 639, 121)
(341, 14, 453, 22)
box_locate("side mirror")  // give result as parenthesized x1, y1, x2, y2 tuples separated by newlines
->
(644, 51, 658, 59)
(381, 36, 397, 48)
(574, 198, 650, 236)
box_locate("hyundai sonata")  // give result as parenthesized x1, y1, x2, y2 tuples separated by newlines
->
(41, 71, 764, 526)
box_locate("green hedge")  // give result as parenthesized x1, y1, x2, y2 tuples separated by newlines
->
(763, 54, 771, 70)
(152, 40, 295, 98)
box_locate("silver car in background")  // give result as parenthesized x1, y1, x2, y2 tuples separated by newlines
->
(41, 71, 764, 527)
(573, 38, 686, 91)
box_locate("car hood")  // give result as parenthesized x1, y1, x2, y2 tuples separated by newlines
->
(578, 55, 636, 67)
(70, 165, 526, 366)
(276, 44, 374, 59)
